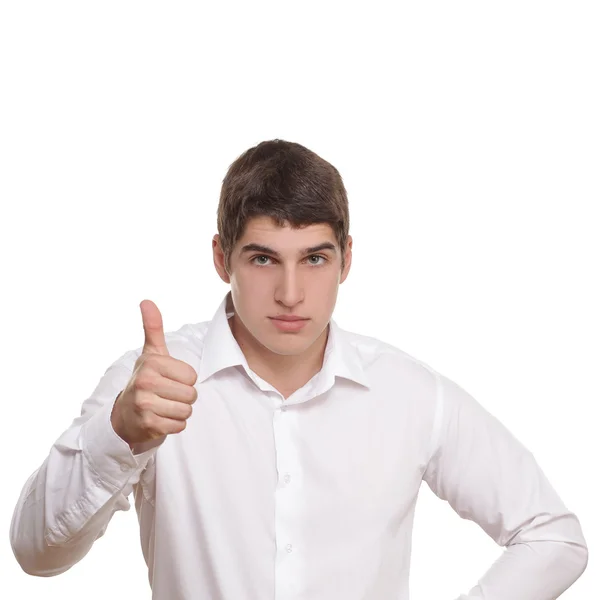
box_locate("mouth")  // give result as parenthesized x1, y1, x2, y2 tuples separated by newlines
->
(269, 317, 310, 332)
(269, 316, 308, 322)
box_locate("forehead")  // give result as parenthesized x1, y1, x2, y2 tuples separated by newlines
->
(238, 216, 337, 245)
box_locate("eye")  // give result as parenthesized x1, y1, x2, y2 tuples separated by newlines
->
(250, 254, 328, 266)
(251, 255, 272, 266)
(306, 255, 327, 265)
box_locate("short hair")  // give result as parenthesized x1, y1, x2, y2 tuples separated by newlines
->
(217, 139, 350, 273)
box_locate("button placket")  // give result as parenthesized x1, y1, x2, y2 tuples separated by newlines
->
(273, 402, 302, 597)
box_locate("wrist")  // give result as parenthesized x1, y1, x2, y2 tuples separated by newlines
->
(110, 392, 132, 449)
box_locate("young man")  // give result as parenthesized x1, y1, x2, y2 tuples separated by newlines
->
(11, 140, 588, 599)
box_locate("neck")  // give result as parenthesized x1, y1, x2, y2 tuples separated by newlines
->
(228, 313, 329, 398)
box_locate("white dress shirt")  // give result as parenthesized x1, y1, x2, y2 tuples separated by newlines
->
(10, 291, 588, 599)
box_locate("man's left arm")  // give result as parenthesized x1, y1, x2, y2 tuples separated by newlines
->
(422, 371, 588, 599)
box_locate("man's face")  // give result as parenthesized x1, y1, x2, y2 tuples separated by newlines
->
(213, 216, 352, 357)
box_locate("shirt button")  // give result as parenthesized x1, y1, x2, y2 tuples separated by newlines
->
(281, 405, 287, 412)
(286, 544, 293, 553)
(283, 473, 291, 484)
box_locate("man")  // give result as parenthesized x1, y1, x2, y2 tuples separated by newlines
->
(10, 139, 588, 599)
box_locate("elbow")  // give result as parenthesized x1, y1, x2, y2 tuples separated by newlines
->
(568, 541, 589, 580)
(557, 515, 590, 581)
(10, 525, 73, 578)
(11, 547, 74, 578)
(541, 538, 589, 587)
(16, 560, 69, 578)
(525, 510, 589, 581)
(10, 539, 71, 578)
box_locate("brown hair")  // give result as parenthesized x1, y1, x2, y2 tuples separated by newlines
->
(217, 139, 350, 273)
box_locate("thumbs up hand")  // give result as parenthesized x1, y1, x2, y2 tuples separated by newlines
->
(110, 300, 198, 448)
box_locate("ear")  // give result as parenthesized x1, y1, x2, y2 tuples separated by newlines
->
(339, 235, 353, 284)
(212, 235, 231, 283)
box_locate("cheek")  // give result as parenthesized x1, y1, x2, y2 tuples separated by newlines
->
(234, 274, 271, 311)
(234, 268, 266, 287)
(313, 270, 340, 290)
(240, 272, 272, 295)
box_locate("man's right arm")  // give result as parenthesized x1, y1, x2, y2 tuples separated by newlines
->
(9, 354, 162, 577)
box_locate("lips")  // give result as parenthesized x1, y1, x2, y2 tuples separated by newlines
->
(269, 316, 309, 332)
(270, 316, 308, 322)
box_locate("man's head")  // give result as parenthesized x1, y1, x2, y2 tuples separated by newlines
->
(212, 139, 352, 359)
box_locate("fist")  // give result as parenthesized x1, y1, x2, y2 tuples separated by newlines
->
(110, 300, 198, 448)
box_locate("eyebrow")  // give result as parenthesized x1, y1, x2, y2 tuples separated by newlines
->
(239, 242, 337, 258)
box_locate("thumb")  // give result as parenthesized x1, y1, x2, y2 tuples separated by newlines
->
(140, 299, 170, 356)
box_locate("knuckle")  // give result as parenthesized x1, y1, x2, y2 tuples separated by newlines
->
(154, 422, 168, 436)
(173, 420, 187, 433)
(140, 412, 155, 432)
(136, 372, 158, 391)
(133, 392, 152, 412)
(134, 374, 150, 391)
(140, 354, 160, 372)
(187, 386, 198, 403)
(172, 403, 191, 421)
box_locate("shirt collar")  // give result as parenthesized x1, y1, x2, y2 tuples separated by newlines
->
(196, 291, 370, 389)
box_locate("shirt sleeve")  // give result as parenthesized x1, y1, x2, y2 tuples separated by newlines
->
(9, 349, 164, 577)
(422, 371, 588, 600)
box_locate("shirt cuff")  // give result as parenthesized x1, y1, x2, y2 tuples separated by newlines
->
(80, 396, 161, 490)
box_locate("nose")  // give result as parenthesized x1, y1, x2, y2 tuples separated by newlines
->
(274, 265, 304, 307)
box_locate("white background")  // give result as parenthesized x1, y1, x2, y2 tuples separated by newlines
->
(1, 1, 598, 598)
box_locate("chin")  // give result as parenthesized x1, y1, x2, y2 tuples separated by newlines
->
(268, 344, 310, 357)
(262, 330, 311, 350)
